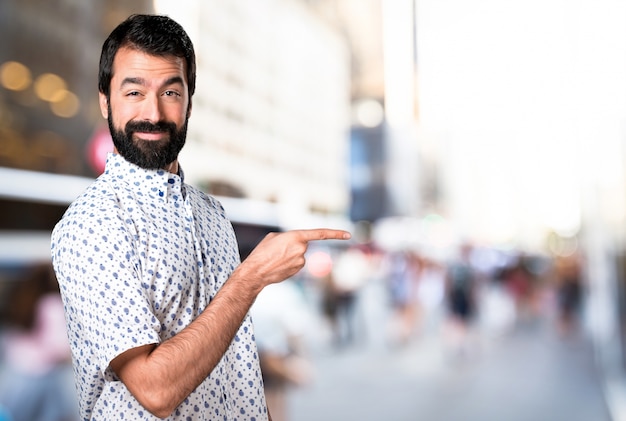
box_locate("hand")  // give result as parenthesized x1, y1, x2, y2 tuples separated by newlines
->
(238, 229, 351, 289)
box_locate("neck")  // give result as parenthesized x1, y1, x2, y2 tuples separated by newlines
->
(163, 160, 179, 174)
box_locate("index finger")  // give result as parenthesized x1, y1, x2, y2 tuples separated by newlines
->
(293, 229, 351, 242)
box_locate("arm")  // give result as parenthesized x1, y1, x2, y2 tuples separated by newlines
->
(110, 229, 350, 418)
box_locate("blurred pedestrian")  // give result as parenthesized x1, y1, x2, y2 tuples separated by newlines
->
(386, 250, 421, 345)
(554, 253, 584, 337)
(503, 255, 534, 323)
(251, 281, 315, 421)
(324, 244, 370, 348)
(443, 243, 478, 357)
(415, 255, 446, 335)
(479, 270, 516, 337)
(0, 263, 78, 421)
(50, 14, 350, 420)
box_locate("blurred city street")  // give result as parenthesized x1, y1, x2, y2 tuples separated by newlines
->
(286, 279, 612, 421)
(4, 1, 626, 420)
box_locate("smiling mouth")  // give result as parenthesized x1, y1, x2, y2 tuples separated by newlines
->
(134, 131, 167, 141)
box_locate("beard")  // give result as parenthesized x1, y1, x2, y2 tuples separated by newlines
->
(107, 103, 188, 170)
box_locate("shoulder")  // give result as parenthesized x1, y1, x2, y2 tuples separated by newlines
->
(185, 185, 228, 219)
(61, 177, 121, 217)
(52, 176, 129, 242)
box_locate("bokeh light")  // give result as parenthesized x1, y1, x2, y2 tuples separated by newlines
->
(354, 99, 384, 128)
(0, 61, 32, 91)
(305, 250, 333, 278)
(49, 90, 80, 118)
(34, 73, 67, 102)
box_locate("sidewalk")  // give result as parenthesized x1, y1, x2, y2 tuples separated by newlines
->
(288, 314, 611, 421)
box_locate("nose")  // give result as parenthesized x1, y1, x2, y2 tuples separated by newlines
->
(140, 94, 163, 123)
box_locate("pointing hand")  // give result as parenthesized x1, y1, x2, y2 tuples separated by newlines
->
(238, 229, 351, 288)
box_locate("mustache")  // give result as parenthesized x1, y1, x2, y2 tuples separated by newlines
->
(125, 120, 177, 134)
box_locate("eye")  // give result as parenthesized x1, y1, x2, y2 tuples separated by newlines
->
(164, 90, 181, 97)
(126, 91, 141, 97)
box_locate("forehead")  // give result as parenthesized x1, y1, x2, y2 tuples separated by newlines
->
(111, 47, 187, 85)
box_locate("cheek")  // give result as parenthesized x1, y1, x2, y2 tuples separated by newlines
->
(163, 104, 188, 126)
(108, 104, 135, 129)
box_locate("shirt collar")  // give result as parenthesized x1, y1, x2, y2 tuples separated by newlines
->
(103, 153, 185, 202)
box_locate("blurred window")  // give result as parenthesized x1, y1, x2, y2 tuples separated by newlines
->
(0, 198, 67, 231)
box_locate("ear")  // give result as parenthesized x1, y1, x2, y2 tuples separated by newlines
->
(99, 92, 109, 119)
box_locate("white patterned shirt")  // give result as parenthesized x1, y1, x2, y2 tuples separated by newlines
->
(51, 153, 267, 421)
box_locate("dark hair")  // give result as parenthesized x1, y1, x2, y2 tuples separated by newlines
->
(98, 14, 196, 98)
(0, 263, 59, 330)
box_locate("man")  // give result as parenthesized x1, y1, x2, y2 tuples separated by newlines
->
(51, 14, 350, 420)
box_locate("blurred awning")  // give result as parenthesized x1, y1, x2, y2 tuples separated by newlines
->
(0, 167, 94, 205)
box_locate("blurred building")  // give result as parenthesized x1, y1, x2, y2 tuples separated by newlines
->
(0, 0, 154, 178)
(156, 0, 351, 217)
(311, 0, 423, 222)
(0, 0, 154, 265)
(0, 0, 422, 232)
(0, 0, 355, 263)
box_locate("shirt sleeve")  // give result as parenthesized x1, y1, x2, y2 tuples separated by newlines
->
(53, 197, 161, 378)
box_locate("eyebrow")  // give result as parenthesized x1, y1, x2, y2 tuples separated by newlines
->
(120, 76, 185, 89)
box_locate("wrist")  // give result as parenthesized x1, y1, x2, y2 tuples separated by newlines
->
(229, 264, 265, 298)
